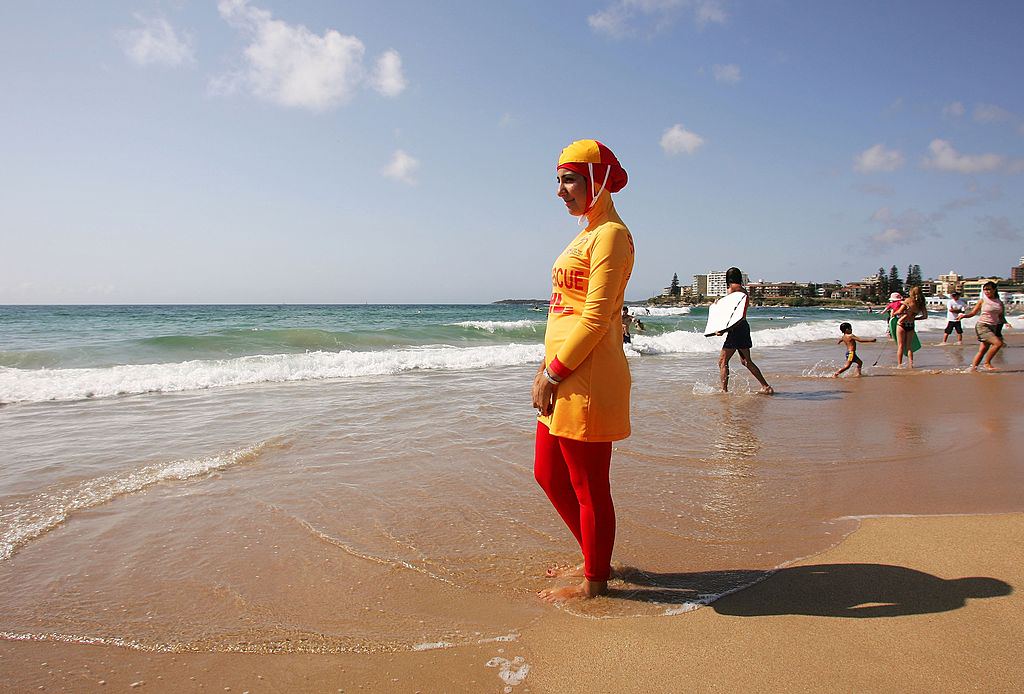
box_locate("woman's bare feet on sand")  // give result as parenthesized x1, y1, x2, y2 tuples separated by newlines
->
(537, 579, 608, 602)
(759, 385, 774, 394)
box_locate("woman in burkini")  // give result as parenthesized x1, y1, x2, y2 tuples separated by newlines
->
(958, 281, 1008, 370)
(892, 285, 928, 368)
(531, 139, 634, 602)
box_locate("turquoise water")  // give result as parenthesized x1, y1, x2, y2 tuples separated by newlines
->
(0, 303, 877, 365)
(0, 304, 954, 403)
(1, 302, 1020, 654)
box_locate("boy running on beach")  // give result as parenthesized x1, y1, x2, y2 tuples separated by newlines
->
(832, 322, 876, 378)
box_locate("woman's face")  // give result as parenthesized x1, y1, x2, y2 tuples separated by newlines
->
(557, 168, 588, 216)
(984, 286, 996, 298)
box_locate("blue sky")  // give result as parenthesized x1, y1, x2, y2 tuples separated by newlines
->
(2, 1, 1022, 303)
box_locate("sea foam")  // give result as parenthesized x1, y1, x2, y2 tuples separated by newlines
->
(450, 320, 540, 333)
(0, 344, 545, 404)
(0, 442, 269, 561)
(632, 315, 957, 355)
(629, 306, 691, 316)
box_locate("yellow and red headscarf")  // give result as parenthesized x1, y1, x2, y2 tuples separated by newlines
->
(557, 139, 628, 214)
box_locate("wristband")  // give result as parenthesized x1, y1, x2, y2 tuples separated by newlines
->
(543, 368, 562, 385)
(547, 356, 573, 380)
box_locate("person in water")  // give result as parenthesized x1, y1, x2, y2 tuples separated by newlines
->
(892, 286, 928, 368)
(958, 281, 1009, 370)
(832, 322, 876, 378)
(942, 291, 967, 345)
(532, 139, 634, 601)
(881, 291, 903, 337)
(621, 305, 635, 344)
(717, 267, 773, 394)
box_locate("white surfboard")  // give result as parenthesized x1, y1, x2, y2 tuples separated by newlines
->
(704, 291, 747, 336)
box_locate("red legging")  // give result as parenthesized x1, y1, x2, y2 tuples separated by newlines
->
(534, 421, 615, 582)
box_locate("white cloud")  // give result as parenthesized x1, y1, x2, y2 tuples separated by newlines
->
(695, 0, 728, 26)
(382, 149, 419, 185)
(370, 50, 407, 97)
(711, 63, 740, 84)
(215, 0, 405, 112)
(977, 215, 1022, 241)
(973, 103, 1013, 124)
(922, 139, 1004, 174)
(870, 227, 920, 246)
(942, 183, 1002, 211)
(119, 14, 195, 67)
(660, 124, 704, 155)
(942, 101, 965, 118)
(854, 144, 905, 173)
(866, 207, 942, 249)
(588, 0, 725, 38)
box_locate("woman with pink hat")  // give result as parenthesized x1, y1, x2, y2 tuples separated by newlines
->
(531, 139, 634, 601)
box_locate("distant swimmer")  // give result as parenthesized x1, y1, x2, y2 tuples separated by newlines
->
(832, 322, 876, 377)
(621, 305, 634, 344)
(532, 139, 633, 602)
(958, 281, 1009, 370)
(715, 267, 773, 394)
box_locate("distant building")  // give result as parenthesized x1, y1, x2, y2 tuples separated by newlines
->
(920, 279, 937, 296)
(704, 270, 749, 298)
(747, 281, 805, 299)
(936, 270, 963, 296)
(959, 277, 1024, 298)
(691, 274, 708, 299)
(1011, 263, 1024, 283)
(816, 282, 842, 298)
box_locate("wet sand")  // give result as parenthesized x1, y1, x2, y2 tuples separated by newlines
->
(1, 333, 1022, 691)
(3, 512, 1021, 692)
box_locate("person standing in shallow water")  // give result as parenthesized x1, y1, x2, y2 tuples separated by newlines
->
(532, 139, 634, 602)
(958, 281, 1009, 370)
(717, 267, 773, 394)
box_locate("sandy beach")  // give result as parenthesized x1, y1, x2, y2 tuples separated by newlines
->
(2, 512, 1021, 692)
(1, 325, 1022, 693)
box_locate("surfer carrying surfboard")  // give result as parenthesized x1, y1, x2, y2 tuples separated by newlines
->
(710, 267, 774, 394)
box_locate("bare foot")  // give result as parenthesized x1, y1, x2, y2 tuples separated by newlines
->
(759, 385, 774, 394)
(537, 579, 608, 603)
(981, 363, 998, 371)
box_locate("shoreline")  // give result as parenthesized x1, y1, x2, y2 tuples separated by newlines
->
(2, 510, 1021, 692)
(2, 319, 1022, 692)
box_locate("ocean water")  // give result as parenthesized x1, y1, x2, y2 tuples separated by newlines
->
(1, 304, 1021, 654)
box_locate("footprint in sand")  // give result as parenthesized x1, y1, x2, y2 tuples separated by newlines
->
(486, 655, 530, 693)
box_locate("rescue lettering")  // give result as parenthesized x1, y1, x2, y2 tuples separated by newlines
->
(551, 267, 587, 291)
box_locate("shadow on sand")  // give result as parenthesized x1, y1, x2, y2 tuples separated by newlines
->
(611, 564, 1012, 618)
(769, 390, 846, 400)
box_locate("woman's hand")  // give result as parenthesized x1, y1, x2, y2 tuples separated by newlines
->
(532, 369, 557, 416)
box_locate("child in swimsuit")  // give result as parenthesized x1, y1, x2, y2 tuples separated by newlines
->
(832, 322, 876, 377)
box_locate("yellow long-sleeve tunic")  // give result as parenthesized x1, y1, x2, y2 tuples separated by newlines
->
(538, 194, 634, 442)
